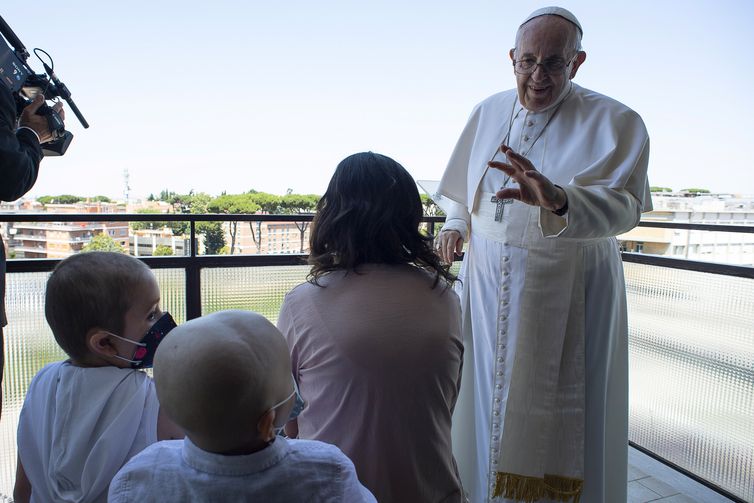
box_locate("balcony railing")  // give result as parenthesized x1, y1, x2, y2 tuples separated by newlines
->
(0, 213, 751, 503)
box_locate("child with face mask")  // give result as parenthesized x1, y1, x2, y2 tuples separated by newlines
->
(108, 309, 375, 503)
(13, 252, 183, 503)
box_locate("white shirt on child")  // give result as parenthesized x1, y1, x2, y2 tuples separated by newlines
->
(17, 361, 159, 503)
(109, 436, 377, 503)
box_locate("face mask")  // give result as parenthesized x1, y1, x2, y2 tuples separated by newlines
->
(108, 312, 177, 369)
(287, 378, 305, 422)
(271, 376, 305, 435)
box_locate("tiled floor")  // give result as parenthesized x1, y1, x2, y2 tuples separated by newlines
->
(628, 447, 735, 502)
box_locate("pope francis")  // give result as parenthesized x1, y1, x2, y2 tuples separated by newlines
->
(436, 6, 652, 503)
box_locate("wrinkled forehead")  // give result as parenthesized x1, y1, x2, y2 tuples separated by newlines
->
(514, 16, 576, 57)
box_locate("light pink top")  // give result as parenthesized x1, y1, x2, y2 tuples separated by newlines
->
(277, 264, 464, 503)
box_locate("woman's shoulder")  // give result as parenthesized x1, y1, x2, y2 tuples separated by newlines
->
(284, 265, 457, 301)
(353, 264, 458, 301)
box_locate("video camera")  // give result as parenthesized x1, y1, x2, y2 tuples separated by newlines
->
(0, 14, 88, 156)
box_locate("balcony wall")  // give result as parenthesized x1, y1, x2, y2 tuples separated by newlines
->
(0, 215, 751, 502)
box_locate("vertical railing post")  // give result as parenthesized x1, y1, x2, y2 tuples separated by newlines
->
(185, 219, 202, 320)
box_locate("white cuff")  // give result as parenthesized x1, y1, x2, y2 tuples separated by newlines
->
(441, 218, 469, 241)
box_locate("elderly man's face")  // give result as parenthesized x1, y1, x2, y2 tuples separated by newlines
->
(510, 16, 585, 112)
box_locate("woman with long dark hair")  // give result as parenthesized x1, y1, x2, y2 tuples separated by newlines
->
(277, 152, 464, 502)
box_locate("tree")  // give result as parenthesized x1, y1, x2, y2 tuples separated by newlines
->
(131, 209, 166, 231)
(82, 233, 125, 253)
(279, 193, 319, 252)
(142, 190, 215, 236)
(153, 245, 174, 256)
(168, 192, 213, 236)
(185, 193, 213, 214)
(91, 195, 112, 203)
(38, 195, 83, 205)
(158, 189, 177, 202)
(420, 193, 445, 216)
(201, 222, 226, 255)
(169, 192, 196, 214)
(207, 194, 260, 254)
(419, 194, 446, 237)
(650, 186, 672, 193)
(682, 188, 710, 194)
(247, 192, 282, 254)
(178, 191, 223, 254)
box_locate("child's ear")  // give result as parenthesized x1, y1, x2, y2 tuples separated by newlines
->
(257, 409, 276, 443)
(87, 329, 118, 358)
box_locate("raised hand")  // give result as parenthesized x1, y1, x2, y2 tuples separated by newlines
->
(488, 144, 567, 212)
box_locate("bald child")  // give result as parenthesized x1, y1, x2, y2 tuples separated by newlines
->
(109, 310, 375, 503)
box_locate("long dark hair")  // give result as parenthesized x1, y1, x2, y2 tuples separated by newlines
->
(307, 152, 455, 286)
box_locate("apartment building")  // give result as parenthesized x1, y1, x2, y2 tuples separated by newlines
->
(2, 201, 129, 259)
(618, 193, 754, 265)
(224, 219, 311, 255)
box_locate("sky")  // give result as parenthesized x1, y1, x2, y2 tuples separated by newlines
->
(2, 0, 753, 200)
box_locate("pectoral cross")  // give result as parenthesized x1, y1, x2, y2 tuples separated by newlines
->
(491, 195, 513, 222)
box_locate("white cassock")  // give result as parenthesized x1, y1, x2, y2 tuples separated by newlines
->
(436, 82, 651, 503)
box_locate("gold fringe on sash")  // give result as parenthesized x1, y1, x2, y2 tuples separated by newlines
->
(493, 472, 583, 502)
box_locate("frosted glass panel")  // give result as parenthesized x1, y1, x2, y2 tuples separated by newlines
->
(201, 266, 310, 322)
(626, 262, 754, 502)
(201, 265, 461, 322)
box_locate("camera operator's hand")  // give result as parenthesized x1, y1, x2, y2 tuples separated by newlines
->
(19, 95, 65, 144)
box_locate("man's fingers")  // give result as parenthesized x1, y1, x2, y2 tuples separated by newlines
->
(436, 233, 449, 262)
(501, 144, 538, 173)
(52, 102, 66, 120)
(500, 144, 524, 163)
(447, 234, 460, 260)
(496, 188, 521, 200)
(437, 231, 462, 263)
(443, 238, 454, 263)
(523, 169, 556, 193)
(488, 161, 515, 174)
(491, 154, 527, 176)
(445, 241, 455, 263)
(25, 94, 45, 114)
(506, 151, 535, 171)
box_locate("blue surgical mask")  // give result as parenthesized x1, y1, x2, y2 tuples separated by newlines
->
(288, 378, 305, 422)
(271, 376, 305, 435)
(108, 312, 177, 369)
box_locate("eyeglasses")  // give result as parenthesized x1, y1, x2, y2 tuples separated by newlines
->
(512, 54, 576, 75)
